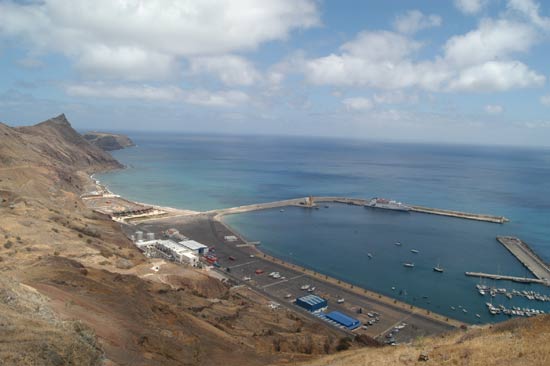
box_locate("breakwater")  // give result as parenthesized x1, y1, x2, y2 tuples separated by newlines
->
(496, 236, 550, 281)
(206, 196, 509, 224)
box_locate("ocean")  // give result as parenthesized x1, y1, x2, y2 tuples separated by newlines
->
(97, 132, 550, 323)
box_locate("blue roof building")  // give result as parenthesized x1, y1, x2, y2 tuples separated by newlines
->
(325, 311, 361, 329)
(295, 295, 328, 312)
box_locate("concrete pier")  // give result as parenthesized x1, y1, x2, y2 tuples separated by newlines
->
(465, 272, 549, 286)
(496, 236, 550, 281)
(409, 205, 508, 224)
(206, 196, 509, 224)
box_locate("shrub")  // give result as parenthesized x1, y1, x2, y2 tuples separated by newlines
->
(4, 241, 13, 249)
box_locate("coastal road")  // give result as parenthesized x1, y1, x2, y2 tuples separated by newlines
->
(130, 213, 457, 344)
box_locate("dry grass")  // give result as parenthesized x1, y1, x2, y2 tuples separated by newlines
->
(285, 315, 550, 366)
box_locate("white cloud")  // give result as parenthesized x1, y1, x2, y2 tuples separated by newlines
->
(507, 0, 550, 29)
(340, 31, 422, 62)
(443, 19, 537, 67)
(184, 89, 250, 107)
(448, 61, 545, 91)
(66, 83, 184, 101)
(342, 97, 373, 111)
(304, 31, 449, 90)
(66, 82, 249, 107)
(188, 55, 261, 86)
(540, 94, 550, 106)
(484, 104, 504, 114)
(76, 46, 177, 80)
(393, 10, 442, 34)
(454, 0, 488, 14)
(304, 16, 545, 93)
(0, 0, 320, 80)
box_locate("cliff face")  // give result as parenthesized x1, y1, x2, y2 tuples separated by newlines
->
(83, 131, 135, 151)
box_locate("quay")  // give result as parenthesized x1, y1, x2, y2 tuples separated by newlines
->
(205, 196, 509, 224)
(409, 205, 508, 224)
(496, 236, 550, 281)
(465, 272, 549, 286)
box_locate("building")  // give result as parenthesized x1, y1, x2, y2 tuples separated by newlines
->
(180, 251, 199, 266)
(134, 239, 199, 266)
(325, 311, 361, 330)
(178, 239, 209, 255)
(295, 295, 327, 312)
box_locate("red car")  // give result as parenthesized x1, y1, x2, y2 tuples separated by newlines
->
(255, 269, 264, 275)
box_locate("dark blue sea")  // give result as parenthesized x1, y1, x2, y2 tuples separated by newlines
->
(97, 132, 550, 323)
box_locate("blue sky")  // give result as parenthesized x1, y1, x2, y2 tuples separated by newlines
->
(1, 0, 550, 146)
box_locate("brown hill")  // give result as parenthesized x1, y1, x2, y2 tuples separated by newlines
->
(0, 115, 343, 366)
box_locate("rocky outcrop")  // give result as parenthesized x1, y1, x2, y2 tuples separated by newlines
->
(83, 131, 135, 151)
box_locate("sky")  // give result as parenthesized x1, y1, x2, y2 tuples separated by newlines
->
(1, 0, 550, 146)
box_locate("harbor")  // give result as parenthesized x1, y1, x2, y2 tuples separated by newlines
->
(83, 174, 550, 327)
(126, 211, 460, 343)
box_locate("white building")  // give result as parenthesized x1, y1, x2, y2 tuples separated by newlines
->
(180, 251, 199, 266)
(135, 239, 199, 266)
(178, 239, 209, 255)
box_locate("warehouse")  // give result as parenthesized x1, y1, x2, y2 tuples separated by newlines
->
(295, 295, 327, 312)
(179, 239, 209, 255)
(325, 311, 361, 330)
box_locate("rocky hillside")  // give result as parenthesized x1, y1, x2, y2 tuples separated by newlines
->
(0, 115, 344, 366)
(83, 131, 135, 151)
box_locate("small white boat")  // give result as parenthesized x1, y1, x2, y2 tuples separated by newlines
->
(411, 249, 419, 254)
(476, 314, 481, 318)
(403, 262, 415, 268)
(395, 242, 402, 246)
(367, 253, 373, 259)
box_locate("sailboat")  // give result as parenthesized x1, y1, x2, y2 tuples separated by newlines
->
(433, 259, 444, 273)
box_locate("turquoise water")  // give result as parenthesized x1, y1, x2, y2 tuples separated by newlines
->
(97, 132, 550, 322)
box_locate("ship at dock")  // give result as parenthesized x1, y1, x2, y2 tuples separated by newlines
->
(366, 198, 411, 211)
